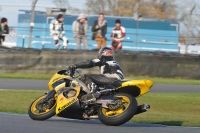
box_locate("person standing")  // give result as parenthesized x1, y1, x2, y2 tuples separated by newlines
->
(0, 18, 9, 46)
(91, 13, 107, 49)
(111, 19, 126, 50)
(72, 13, 88, 50)
(50, 14, 68, 50)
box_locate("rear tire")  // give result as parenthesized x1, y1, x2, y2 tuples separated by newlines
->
(98, 93, 137, 126)
(28, 94, 56, 120)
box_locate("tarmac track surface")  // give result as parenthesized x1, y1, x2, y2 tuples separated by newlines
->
(0, 113, 199, 133)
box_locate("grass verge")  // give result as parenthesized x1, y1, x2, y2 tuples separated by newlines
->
(0, 90, 199, 127)
(132, 93, 200, 127)
(129, 76, 200, 85)
(0, 73, 200, 85)
(0, 73, 52, 80)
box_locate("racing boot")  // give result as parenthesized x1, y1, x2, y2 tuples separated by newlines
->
(54, 40, 60, 50)
(63, 46, 67, 49)
(80, 82, 101, 103)
(56, 44, 60, 50)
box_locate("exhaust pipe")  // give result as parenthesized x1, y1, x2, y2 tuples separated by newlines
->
(88, 115, 99, 119)
(135, 104, 150, 115)
(83, 114, 99, 119)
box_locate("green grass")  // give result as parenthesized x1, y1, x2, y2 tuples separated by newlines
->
(0, 73, 52, 80)
(132, 93, 200, 127)
(0, 90, 199, 127)
(0, 90, 46, 114)
(134, 76, 200, 85)
(1, 73, 200, 85)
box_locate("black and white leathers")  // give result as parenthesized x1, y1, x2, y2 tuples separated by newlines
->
(75, 56, 124, 80)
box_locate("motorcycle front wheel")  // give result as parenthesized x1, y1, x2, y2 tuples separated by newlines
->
(28, 94, 56, 120)
(98, 93, 138, 126)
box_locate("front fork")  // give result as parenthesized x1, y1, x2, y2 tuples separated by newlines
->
(42, 90, 56, 102)
(36, 90, 56, 111)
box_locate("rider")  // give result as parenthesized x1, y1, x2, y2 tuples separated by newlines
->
(68, 47, 124, 103)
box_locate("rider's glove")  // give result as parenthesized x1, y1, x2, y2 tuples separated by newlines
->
(68, 64, 76, 76)
(69, 64, 76, 70)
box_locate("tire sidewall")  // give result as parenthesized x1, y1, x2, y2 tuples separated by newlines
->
(98, 93, 138, 126)
(28, 95, 56, 120)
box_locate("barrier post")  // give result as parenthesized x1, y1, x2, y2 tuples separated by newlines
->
(22, 35, 25, 47)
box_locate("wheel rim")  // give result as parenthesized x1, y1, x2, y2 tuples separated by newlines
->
(101, 95, 131, 117)
(30, 95, 56, 115)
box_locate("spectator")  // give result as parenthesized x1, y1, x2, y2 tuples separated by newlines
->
(0, 18, 9, 46)
(50, 14, 68, 50)
(111, 19, 126, 50)
(72, 13, 88, 50)
(91, 13, 107, 49)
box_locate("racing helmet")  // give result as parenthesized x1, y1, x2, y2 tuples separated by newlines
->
(98, 47, 114, 58)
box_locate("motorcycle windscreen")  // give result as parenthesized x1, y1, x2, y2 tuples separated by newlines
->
(117, 79, 153, 97)
(48, 72, 70, 90)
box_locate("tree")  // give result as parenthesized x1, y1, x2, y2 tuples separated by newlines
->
(52, 0, 80, 14)
(138, 0, 176, 20)
(52, 0, 69, 8)
(179, 34, 186, 44)
(86, 0, 138, 16)
(0, 1, 2, 12)
(86, 0, 177, 20)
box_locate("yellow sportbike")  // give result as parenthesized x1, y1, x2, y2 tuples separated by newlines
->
(28, 69, 153, 126)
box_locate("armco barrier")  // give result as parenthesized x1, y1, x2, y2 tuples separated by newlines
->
(0, 47, 200, 79)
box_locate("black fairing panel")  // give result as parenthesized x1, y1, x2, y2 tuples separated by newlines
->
(57, 101, 84, 120)
(117, 86, 141, 97)
(52, 79, 66, 88)
(57, 70, 68, 75)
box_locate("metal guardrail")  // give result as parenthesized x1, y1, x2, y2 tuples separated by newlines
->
(1, 33, 186, 53)
(2, 33, 178, 44)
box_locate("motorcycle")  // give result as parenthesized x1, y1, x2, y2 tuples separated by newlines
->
(28, 69, 153, 126)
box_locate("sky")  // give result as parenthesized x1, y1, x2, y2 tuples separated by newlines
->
(0, 0, 87, 8)
(0, 0, 87, 26)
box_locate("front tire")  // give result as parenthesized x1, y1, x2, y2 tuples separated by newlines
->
(28, 94, 56, 120)
(98, 93, 138, 126)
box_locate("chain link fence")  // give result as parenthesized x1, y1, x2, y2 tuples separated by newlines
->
(0, 0, 200, 54)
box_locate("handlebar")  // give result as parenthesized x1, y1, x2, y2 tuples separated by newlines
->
(57, 68, 82, 78)
(69, 68, 75, 77)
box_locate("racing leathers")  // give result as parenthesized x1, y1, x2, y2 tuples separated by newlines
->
(111, 26, 126, 49)
(50, 19, 68, 49)
(71, 56, 124, 103)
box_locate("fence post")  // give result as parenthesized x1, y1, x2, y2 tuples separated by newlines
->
(28, 0, 38, 48)
(185, 3, 196, 54)
(134, 0, 140, 52)
(22, 35, 25, 47)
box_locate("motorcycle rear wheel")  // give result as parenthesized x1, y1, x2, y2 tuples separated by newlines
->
(98, 93, 138, 126)
(28, 94, 56, 120)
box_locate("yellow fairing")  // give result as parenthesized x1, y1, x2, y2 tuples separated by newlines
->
(119, 79, 153, 97)
(48, 73, 70, 90)
(55, 86, 81, 114)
